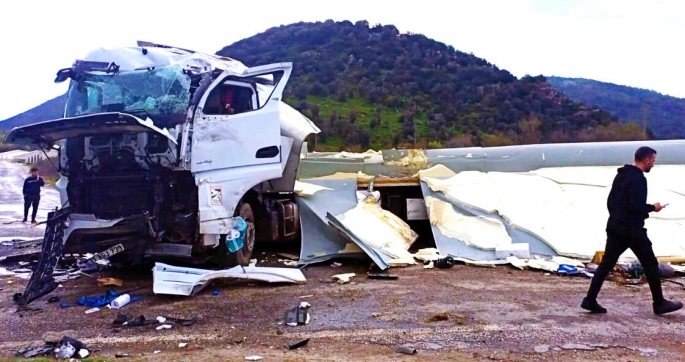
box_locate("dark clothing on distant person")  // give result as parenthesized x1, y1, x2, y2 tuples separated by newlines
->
(23, 176, 44, 197)
(24, 195, 40, 222)
(22, 176, 44, 222)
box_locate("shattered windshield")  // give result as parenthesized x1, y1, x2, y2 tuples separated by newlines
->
(65, 64, 191, 127)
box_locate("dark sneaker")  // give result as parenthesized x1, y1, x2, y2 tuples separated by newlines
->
(654, 300, 683, 315)
(31, 219, 37, 224)
(581, 297, 607, 313)
(21, 219, 27, 223)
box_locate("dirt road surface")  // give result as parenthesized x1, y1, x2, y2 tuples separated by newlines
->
(2, 160, 685, 361)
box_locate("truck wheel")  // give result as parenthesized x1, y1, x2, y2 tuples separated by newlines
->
(224, 202, 256, 267)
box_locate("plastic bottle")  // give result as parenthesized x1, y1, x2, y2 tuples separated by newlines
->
(110, 294, 131, 309)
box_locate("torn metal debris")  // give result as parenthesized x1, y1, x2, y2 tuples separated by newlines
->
(152, 262, 307, 296)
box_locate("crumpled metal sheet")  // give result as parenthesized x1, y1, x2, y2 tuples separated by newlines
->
(326, 212, 392, 270)
(295, 179, 367, 265)
(420, 181, 556, 261)
(152, 262, 306, 296)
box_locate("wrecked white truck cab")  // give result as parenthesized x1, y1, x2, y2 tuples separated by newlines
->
(4, 42, 319, 286)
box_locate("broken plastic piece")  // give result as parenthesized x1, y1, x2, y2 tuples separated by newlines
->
(396, 345, 417, 355)
(227, 217, 247, 253)
(367, 273, 398, 280)
(78, 349, 90, 358)
(163, 316, 197, 326)
(332, 273, 355, 284)
(85, 307, 100, 314)
(128, 315, 158, 327)
(506, 256, 528, 270)
(557, 264, 582, 275)
(152, 262, 306, 296)
(55, 343, 76, 359)
(19, 346, 53, 358)
(285, 302, 311, 326)
(286, 338, 310, 350)
(156, 324, 172, 330)
(245, 355, 264, 361)
(179, 342, 188, 348)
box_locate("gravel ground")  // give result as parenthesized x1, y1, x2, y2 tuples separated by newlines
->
(2, 252, 685, 361)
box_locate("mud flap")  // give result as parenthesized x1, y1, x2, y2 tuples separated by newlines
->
(17, 207, 71, 306)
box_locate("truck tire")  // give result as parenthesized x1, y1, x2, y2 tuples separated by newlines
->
(218, 202, 256, 267)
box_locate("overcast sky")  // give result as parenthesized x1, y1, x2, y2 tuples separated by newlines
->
(0, 0, 683, 120)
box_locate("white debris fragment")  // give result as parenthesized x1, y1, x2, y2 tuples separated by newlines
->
(332, 273, 355, 284)
(387, 258, 414, 267)
(245, 356, 264, 361)
(669, 264, 685, 273)
(413, 248, 441, 262)
(506, 256, 529, 270)
(156, 324, 172, 330)
(178, 342, 188, 348)
(84, 308, 100, 314)
(294, 180, 333, 196)
(552, 256, 585, 268)
(527, 258, 560, 273)
(0, 267, 17, 276)
(423, 261, 434, 269)
(156, 316, 167, 324)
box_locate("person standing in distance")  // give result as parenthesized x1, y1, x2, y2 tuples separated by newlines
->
(22, 167, 44, 224)
(581, 146, 682, 315)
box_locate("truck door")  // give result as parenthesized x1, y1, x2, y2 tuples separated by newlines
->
(191, 63, 292, 173)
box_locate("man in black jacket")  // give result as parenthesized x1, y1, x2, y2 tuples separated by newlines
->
(581, 146, 683, 315)
(22, 167, 44, 224)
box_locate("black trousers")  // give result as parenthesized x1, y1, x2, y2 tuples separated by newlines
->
(586, 227, 663, 303)
(23, 195, 40, 221)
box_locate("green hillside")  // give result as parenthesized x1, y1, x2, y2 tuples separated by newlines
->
(218, 20, 648, 151)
